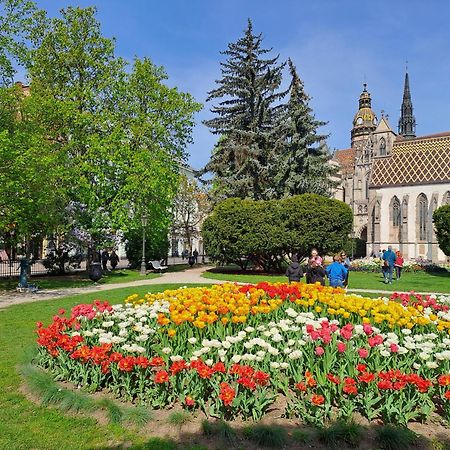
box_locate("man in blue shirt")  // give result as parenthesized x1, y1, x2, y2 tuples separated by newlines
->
(326, 255, 348, 288)
(382, 245, 396, 284)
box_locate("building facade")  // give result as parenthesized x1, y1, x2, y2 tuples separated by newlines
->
(333, 74, 450, 262)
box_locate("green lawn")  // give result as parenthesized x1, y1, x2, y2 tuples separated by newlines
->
(0, 283, 204, 450)
(0, 269, 161, 291)
(202, 269, 450, 294)
(1, 282, 449, 449)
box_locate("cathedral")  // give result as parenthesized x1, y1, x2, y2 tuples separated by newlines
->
(333, 73, 450, 262)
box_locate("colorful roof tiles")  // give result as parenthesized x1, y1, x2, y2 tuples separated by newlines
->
(333, 148, 356, 174)
(370, 132, 450, 187)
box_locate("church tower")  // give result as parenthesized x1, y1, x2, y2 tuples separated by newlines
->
(398, 71, 416, 138)
(351, 84, 377, 150)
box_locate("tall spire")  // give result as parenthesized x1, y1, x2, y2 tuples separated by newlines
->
(398, 71, 416, 138)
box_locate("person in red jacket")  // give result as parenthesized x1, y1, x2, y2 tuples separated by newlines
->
(394, 251, 404, 280)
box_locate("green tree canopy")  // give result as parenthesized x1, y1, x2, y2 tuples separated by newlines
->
(202, 19, 286, 201)
(433, 205, 450, 257)
(0, 2, 201, 256)
(203, 194, 352, 271)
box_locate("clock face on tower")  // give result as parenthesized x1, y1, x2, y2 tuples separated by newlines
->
(356, 117, 363, 125)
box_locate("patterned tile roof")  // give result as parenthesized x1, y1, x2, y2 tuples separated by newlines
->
(333, 148, 356, 174)
(370, 132, 450, 187)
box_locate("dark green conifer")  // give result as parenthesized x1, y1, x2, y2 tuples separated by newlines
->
(202, 19, 286, 201)
(272, 58, 337, 197)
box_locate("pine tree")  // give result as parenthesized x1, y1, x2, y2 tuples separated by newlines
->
(272, 59, 337, 197)
(202, 19, 286, 201)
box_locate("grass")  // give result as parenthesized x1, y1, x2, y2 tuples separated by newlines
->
(0, 268, 161, 291)
(0, 280, 447, 449)
(0, 283, 205, 450)
(243, 424, 287, 447)
(201, 419, 237, 446)
(375, 425, 417, 449)
(317, 421, 363, 448)
(167, 411, 192, 427)
(202, 268, 450, 294)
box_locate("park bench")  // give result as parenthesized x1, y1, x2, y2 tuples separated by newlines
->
(148, 260, 168, 273)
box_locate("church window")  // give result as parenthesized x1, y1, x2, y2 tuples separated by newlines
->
(418, 194, 428, 241)
(379, 138, 386, 156)
(365, 174, 370, 199)
(392, 197, 401, 227)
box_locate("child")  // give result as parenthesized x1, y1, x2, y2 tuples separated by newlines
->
(310, 248, 323, 266)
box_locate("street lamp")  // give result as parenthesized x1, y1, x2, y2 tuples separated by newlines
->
(140, 213, 147, 276)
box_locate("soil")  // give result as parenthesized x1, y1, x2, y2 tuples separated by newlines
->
(19, 371, 450, 450)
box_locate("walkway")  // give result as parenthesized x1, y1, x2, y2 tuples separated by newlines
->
(0, 266, 222, 310)
(0, 266, 445, 310)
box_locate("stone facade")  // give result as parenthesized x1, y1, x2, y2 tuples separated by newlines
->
(333, 75, 450, 262)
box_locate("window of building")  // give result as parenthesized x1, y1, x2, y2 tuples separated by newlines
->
(418, 194, 428, 241)
(379, 137, 386, 156)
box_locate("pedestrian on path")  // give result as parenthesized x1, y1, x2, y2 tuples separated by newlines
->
(394, 251, 404, 280)
(382, 246, 396, 284)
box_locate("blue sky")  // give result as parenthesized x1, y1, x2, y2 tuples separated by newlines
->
(35, 0, 450, 169)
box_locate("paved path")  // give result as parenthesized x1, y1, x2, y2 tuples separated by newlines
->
(0, 266, 446, 310)
(0, 266, 223, 310)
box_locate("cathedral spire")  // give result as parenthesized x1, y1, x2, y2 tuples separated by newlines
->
(398, 71, 416, 138)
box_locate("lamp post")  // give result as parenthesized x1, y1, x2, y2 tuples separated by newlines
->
(140, 214, 147, 276)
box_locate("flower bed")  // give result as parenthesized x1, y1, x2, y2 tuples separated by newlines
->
(349, 258, 449, 273)
(35, 283, 450, 426)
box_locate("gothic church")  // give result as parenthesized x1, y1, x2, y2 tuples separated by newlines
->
(333, 73, 450, 262)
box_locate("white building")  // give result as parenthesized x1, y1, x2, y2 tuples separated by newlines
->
(333, 73, 450, 262)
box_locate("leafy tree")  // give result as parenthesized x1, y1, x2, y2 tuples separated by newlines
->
(170, 174, 210, 254)
(203, 194, 352, 271)
(125, 225, 170, 269)
(0, 0, 44, 85)
(272, 59, 338, 197)
(23, 6, 200, 260)
(433, 205, 450, 257)
(202, 19, 286, 201)
(0, 84, 67, 252)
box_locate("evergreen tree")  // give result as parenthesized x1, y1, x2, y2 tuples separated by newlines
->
(202, 19, 286, 201)
(272, 58, 337, 198)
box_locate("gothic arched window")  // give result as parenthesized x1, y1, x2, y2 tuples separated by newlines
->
(392, 197, 401, 227)
(418, 194, 428, 241)
(379, 137, 386, 156)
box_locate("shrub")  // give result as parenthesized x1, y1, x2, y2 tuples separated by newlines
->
(203, 194, 352, 271)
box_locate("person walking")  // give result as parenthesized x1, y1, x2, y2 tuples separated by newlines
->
(101, 250, 109, 271)
(109, 250, 119, 270)
(394, 251, 404, 280)
(326, 255, 348, 288)
(382, 246, 396, 284)
(285, 255, 303, 283)
(193, 249, 199, 263)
